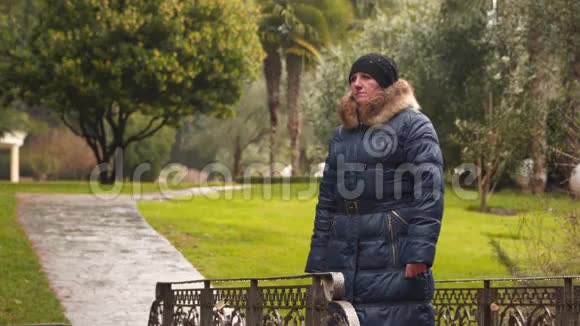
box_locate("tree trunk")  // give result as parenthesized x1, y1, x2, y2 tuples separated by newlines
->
(480, 183, 488, 212)
(479, 160, 490, 212)
(170, 123, 184, 164)
(527, 18, 549, 194)
(95, 156, 114, 184)
(263, 45, 281, 177)
(94, 147, 125, 185)
(558, 0, 580, 184)
(233, 136, 242, 178)
(286, 53, 302, 177)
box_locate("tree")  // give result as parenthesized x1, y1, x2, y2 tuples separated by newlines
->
(0, 0, 35, 136)
(550, 0, 580, 189)
(478, 0, 571, 194)
(258, 0, 353, 176)
(173, 80, 271, 178)
(257, 0, 291, 176)
(0, 0, 263, 183)
(523, 1, 560, 194)
(284, 3, 328, 176)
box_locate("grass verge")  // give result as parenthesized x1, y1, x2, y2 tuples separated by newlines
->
(0, 195, 69, 324)
(138, 184, 576, 282)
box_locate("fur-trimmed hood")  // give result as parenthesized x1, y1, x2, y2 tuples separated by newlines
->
(338, 79, 420, 129)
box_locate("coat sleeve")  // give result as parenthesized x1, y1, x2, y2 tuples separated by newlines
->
(305, 130, 338, 273)
(397, 113, 444, 268)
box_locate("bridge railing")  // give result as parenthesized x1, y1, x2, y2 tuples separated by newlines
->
(148, 275, 580, 326)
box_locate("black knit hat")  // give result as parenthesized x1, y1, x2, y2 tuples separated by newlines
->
(348, 53, 398, 88)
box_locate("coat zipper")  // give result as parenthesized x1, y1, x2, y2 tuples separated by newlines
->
(392, 210, 408, 225)
(387, 215, 398, 267)
(330, 217, 336, 236)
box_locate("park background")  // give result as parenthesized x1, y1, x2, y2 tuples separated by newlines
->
(0, 0, 578, 324)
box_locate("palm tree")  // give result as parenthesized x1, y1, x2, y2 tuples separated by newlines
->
(258, 0, 352, 176)
(258, 0, 300, 176)
(284, 3, 329, 176)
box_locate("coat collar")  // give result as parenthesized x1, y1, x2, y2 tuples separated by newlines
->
(338, 79, 420, 129)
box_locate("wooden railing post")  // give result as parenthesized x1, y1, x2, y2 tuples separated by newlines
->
(246, 279, 263, 326)
(200, 280, 213, 326)
(158, 283, 174, 326)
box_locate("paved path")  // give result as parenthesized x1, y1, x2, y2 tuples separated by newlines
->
(17, 186, 243, 326)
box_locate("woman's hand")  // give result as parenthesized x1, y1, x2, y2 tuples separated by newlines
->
(404, 263, 427, 278)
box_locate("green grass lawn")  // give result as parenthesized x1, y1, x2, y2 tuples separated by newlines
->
(0, 195, 69, 324)
(2, 181, 572, 322)
(0, 180, 215, 195)
(138, 183, 577, 282)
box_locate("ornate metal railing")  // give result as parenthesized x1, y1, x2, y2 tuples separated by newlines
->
(148, 275, 579, 326)
(147, 273, 359, 326)
(433, 276, 580, 325)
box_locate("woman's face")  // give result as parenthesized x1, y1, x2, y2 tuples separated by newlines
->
(350, 72, 382, 106)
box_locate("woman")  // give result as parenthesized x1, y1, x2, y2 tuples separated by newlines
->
(305, 53, 444, 325)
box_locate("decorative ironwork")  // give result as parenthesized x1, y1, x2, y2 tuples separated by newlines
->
(174, 289, 202, 306)
(433, 276, 580, 325)
(148, 273, 356, 326)
(148, 275, 579, 326)
(433, 287, 478, 325)
(261, 286, 309, 308)
(214, 288, 248, 308)
(173, 306, 199, 326)
(148, 300, 163, 326)
(213, 307, 245, 326)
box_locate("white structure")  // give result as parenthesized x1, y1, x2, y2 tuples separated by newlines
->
(0, 130, 26, 183)
(570, 163, 580, 198)
(512, 158, 547, 190)
(280, 165, 292, 178)
(313, 162, 325, 177)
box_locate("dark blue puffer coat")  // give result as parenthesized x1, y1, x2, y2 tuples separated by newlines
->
(305, 80, 444, 326)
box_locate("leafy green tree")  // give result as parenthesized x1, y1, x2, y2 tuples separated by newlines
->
(444, 0, 577, 200)
(526, 0, 578, 193)
(0, 0, 35, 136)
(0, 0, 263, 183)
(476, 0, 574, 193)
(555, 0, 580, 184)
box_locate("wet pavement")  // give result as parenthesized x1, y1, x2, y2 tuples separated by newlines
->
(17, 186, 243, 326)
